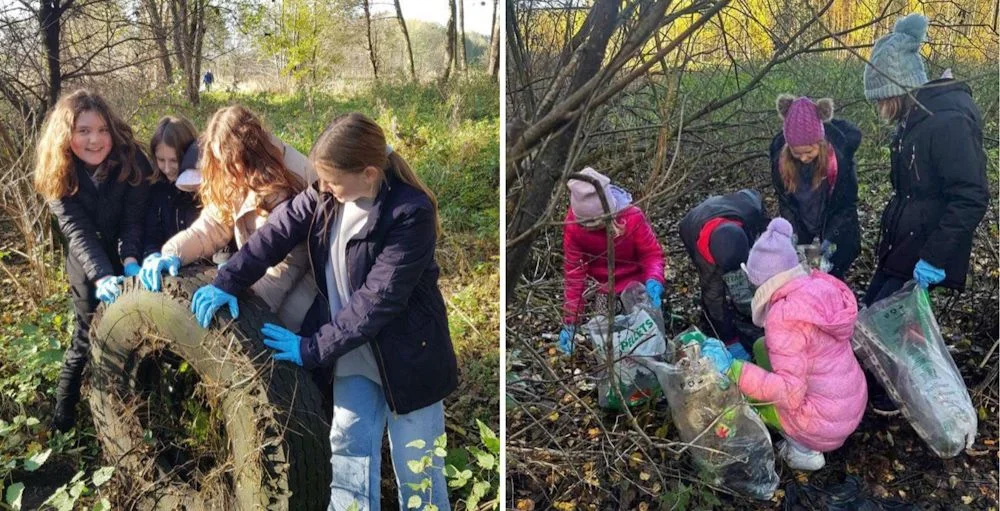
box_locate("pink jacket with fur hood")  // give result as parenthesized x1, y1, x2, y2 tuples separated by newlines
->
(563, 206, 664, 323)
(736, 266, 866, 452)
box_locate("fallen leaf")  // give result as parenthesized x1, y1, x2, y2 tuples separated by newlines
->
(516, 499, 535, 511)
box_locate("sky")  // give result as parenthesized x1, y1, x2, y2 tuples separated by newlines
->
(371, 0, 496, 37)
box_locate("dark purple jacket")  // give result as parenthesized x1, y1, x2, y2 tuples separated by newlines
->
(213, 174, 458, 414)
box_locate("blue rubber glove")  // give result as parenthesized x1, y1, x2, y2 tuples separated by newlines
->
(820, 240, 833, 258)
(95, 276, 124, 304)
(726, 342, 751, 362)
(913, 259, 945, 289)
(123, 261, 141, 278)
(701, 338, 734, 374)
(645, 279, 663, 308)
(558, 325, 576, 355)
(262, 323, 304, 366)
(190, 284, 239, 328)
(140, 252, 181, 292)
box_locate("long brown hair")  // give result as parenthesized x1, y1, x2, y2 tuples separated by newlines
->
(149, 115, 198, 183)
(198, 105, 304, 224)
(877, 95, 913, 123)
(778, 142, 830, 194)
(309, 112, 441, 237)
(34, 89, 144, 200)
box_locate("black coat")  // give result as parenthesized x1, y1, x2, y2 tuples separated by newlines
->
(769, 118, 862, 278)
(876, 79, 989, 290)
(50, 155, 152, 285)
(679, 189, 769, 343)
(214, 174, 457, 415)
(142, 181, 201, 258)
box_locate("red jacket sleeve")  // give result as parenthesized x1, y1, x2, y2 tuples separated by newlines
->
(563, 214, 589, 325)
(627, 208, 665, 284)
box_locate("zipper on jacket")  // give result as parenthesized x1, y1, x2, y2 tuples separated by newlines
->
(910, 146, 919, 182)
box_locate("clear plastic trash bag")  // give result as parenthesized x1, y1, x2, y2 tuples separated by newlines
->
(852, 281, 976, 458)
(648, 329, 779, 500)
(584, 282, 665, 411)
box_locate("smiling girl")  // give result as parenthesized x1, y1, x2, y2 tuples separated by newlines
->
(34, 89, 153, 432)
(143, 116, 201, 258)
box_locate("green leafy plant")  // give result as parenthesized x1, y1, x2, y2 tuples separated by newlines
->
(403, 420, 499, 511)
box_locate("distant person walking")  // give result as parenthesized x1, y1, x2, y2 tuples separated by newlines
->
(203, 70, 214, 92)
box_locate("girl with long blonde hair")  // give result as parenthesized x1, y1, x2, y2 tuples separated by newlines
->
(34, 89, 153, 432)
(139, 105, 319, 334)
(191, 112, 457, 510)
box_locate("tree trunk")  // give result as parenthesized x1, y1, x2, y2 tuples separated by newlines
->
(362, 0, 379, 80)
(506, 0, 619, 298)
(192, 0, 205, 101)
(394, 0, 416, 81)
(170, 0, 206, 105)
(144, 0, 174, 84)
(39, 0, 67, 107)
(488, 0, 499, 80)
(457, 0, 467, 72)
(443, 0, 456, 80)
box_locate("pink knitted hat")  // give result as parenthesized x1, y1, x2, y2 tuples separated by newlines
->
(777, 95, 834, 147)
(746, 218, 800, 287)
(567, 167, 614, 220)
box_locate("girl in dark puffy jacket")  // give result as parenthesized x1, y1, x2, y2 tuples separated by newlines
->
(143, 116, 201, 258)
(34, 89, 152, 432)
(769, 95, 862, 280)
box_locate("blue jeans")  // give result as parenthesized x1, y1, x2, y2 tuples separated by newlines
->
(328, 375, 450, 511)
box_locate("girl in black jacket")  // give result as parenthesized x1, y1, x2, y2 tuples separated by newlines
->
(143, 116, 201, 258)
(34, 89, 152, 432)
(769, 95, 862, 280)
(861, 13, 989, 415)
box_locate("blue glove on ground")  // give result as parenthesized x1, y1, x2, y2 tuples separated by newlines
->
(913, 259, 945, 289)
(123, 261, 141, 278)
(645, 279, 663, 308)
(140, 252, 181, 292)
(558, 325, 576, 355)
(701, 338, 734, 374)
(726, 342, 751, 362)
(95, 276, 124, 304)
(190, 284, 239, 328)
(262, 323, 303, 366)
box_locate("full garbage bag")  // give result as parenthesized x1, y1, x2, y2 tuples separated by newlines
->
(852, 282, 976, 458)
(584, 282, 665, 411)
(649, 329, 779, 500)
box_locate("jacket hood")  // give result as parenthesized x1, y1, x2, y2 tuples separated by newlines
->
(906, 79, 979, 128)
(770, 271, 858, 341)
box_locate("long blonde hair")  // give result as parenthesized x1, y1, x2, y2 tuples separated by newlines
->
(309, 112, 441, 237)
(34, 89, 144, 200)
(149, 115, 198, 183)
(198, 105, 304, 224)
(778, 142, 830, 194)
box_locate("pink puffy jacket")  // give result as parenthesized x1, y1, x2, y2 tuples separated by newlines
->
(737, 271, 867, 452)
(562, 206, 665, 323)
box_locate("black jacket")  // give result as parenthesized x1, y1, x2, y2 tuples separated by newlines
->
(142, 181, 201, 258)
(679, 189, 769, 343)
(214, 174, 457, 414)
(50, 155, 152, 285)
(770, 118, 862, 278)
(876, 79, 989, 290)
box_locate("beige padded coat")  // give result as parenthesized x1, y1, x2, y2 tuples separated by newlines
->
(161, 134, 319, 332)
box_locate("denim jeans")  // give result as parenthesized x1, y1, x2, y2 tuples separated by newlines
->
(328, 375, 450, 511)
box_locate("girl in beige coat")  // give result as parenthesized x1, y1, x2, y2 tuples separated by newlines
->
(140, 105, 318, 332)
